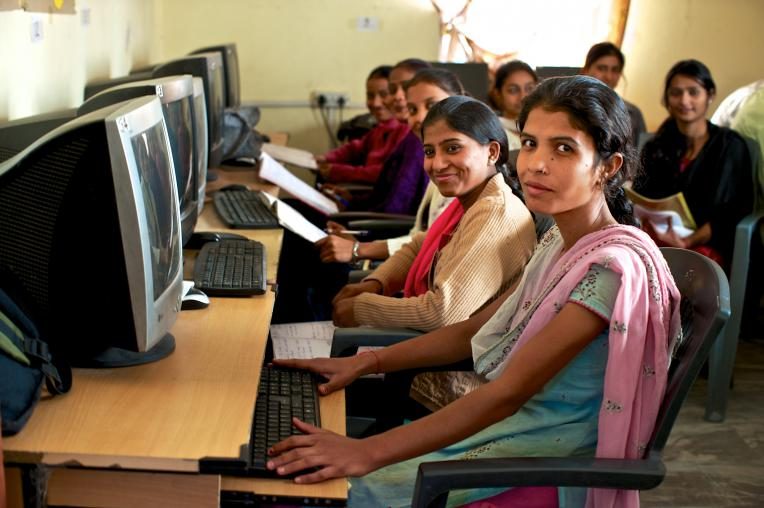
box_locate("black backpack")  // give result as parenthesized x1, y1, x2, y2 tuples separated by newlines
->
(0, 286, 71, 436)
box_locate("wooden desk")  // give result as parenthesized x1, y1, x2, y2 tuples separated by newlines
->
(4, 171, 347, 507)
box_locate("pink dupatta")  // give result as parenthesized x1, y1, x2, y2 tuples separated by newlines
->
(403, 199, 464, 297)
(470, 225, 682, 508)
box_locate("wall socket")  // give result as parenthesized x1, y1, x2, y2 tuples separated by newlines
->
(311, 91, 349, 108)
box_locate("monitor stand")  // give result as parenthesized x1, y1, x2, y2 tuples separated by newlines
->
(74, 333, 176, 368)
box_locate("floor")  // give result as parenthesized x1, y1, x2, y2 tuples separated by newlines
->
(641, 334, 764, 507)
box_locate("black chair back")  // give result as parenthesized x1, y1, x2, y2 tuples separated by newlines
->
(649, 248, 731, 454)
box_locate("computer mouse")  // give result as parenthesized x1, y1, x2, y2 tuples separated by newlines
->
(219, 184, 249, 192)
(181, 287, 210, 311)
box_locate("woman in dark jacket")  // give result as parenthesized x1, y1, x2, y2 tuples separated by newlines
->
(633, 59, 753, 268)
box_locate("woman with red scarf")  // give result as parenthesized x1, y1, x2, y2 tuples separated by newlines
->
(331, 96, 536, 331)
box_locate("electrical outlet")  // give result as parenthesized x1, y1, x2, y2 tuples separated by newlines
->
(311, 91, 350, 108)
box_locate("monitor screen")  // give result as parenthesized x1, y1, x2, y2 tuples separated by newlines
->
(131, 121, 182, 301)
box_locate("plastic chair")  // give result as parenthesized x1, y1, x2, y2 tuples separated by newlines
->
(409, 247, 730, 507)
(705, 135, 764, 422)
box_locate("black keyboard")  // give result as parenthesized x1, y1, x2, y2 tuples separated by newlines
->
(249, 365, 322, 474)
(214, 190, 280, 229)
(199, 365, 323, 479)
(193, 239, 266, 296)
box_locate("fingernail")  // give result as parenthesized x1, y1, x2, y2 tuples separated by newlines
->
(278, 467, 285, 474)
(266, 461, 274, 470)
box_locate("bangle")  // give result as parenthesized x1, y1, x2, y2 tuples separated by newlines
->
(360, 350, 381, 374)
(351, 241, 360, 262)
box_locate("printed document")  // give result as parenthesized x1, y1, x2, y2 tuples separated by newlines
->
(262, 143, 318, 170)
(258, 153, 338, 215)
(270, 321, 336, 359)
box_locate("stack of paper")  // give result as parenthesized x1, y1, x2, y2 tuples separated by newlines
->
(258, 153, 338, 215)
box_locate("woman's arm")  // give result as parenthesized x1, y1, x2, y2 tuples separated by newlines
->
(268, 301, 607, 483)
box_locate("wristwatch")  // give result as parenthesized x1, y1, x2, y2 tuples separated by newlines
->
(351, 241, 360, 262)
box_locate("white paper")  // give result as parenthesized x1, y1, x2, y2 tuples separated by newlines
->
(262, 143, 318, 170)
(258, 153, 338, 215)
(258, 192, 327, 243)
(270, 321, 336, 359)
(634, 205, 695, 238)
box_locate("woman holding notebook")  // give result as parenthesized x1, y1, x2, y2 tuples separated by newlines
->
(633, 59, 752, 269)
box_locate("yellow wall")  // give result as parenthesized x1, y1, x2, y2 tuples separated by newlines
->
(3, 0, 763, 142)
(622, 0, 764, 131)
(0, 0, 154, 122)
(152, 0, 439, 154)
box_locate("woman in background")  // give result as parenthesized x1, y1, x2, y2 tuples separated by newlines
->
(315, 65, 409, 184)
(581, 42, 646, 147)
(633, 59, 753, 269)
(270, 76, 680, 508)
(490, 60, 538, 150)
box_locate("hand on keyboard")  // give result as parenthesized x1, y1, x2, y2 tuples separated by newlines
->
(272, 356, 368, 396)
(266, 417, 377, 483)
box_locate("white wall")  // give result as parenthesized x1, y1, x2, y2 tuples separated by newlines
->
(0, 0, 154, 121)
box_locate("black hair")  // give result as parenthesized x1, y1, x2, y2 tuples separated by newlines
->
(393, 58, 432, 74)
(518, 75, 639, 226)
(661, 59, 716, 106)
(403, 68, 465, 96)
(493, 60, 539, 92)
(422, 95, 520, 195)
(367, 65, 393, 81)
(584, 42, 625, 70)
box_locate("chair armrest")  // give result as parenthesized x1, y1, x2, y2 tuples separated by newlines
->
(335, 183, 374, 194)
(329, 212, 416, 223)
(347, 219, 415, 232)
(330, 327, 422, 357)
(412, 456, 666, 508)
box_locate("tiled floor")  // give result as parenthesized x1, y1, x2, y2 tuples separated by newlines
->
(641, 338, 764, 507)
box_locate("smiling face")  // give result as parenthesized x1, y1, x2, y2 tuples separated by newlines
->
(366, 77, 392, 122)
(583, 55, 622, 89)
(498, 70, 537, 120)
(517, 108, 614, 221)
(406, 82, 452, 140)
(665, 74, 713, 126)
(422, 119, 499, 200)
(386, 67, 417, 121)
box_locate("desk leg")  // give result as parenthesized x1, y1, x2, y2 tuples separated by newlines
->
(47, 469, 220, 508)
(5, 467, 24, 508)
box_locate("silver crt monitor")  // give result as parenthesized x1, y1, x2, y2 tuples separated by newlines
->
(0, 96, 183, 366)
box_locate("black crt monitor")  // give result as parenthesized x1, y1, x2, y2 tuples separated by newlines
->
(0, 96, 183, 367)
(189, 43, 240, 108)
(535, 66, 581, 80)
(79, 75, 198, 247)
(151, 53, 225, 169)
(191, 77, 209, 215)
(0, 109, 76, 161)
(432, 62, 490, 103)
(83, 72, 154, 101)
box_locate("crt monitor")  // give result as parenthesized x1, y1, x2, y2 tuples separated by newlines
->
(432, 62, 490, 103)
(191, 77, 209, 215)
(152, 53, 225, 169)
(189, 43, 240, 108)
(0, 96, 183, 367)
(83, 71, 154, 101)
(79, 75, 198, 247)
(0, 109, 76, 161)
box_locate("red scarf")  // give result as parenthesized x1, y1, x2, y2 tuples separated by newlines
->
(403, 199, 464, 297)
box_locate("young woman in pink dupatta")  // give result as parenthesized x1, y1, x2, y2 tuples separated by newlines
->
(270, 76, 682, 508)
